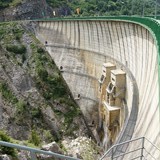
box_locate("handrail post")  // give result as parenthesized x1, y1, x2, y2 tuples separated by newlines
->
(111, 147, 114, 160)
(30, 151, 38, 160)
(140, 137, 145, 160)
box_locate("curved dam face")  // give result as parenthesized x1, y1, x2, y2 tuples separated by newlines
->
(35, 19, 160, 157)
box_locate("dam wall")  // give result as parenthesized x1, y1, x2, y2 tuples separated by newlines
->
(35, 18, 160, 158)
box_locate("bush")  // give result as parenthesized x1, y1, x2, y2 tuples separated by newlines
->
(22, 53, 26, 63)
(0, 82, 18, 104)
(0, 130, 17, 157)
(29, 130, 41, 146)
(43, 130, 54, 143)
(16, 99, 26, 114)
(6, 45, 26, 54)
(31, 108, 42, 118)
(37, 68, 48, 80)
(37, 47, 44, 53)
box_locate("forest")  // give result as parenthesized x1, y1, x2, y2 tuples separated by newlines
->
(0, 0, 159, 17)
(46, 0, 160, 17)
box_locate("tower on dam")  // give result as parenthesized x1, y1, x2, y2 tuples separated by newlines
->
(98, 62, 126, 149)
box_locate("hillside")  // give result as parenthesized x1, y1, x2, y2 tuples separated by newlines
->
(0, 0, 53, 21)
(0, 21, 99, 159)
(0, 0, 160, 21)
(47, 0, 160, 16)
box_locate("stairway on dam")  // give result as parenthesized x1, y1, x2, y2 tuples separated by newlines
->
(35, 18, 160, 159)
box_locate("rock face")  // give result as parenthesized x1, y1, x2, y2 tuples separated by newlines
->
(42, 142, 63, 153)
(0, 155, 11, 160)
(38, 142, 63, 160)
(0, 0, 53, 21)
(0, 21, 89, 150)
(62, 137, 101, 160)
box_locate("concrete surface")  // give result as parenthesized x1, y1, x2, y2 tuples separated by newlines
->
(35, 19, 160, 159)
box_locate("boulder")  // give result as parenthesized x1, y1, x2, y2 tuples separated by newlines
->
(38, 142, 63, 160)
(0, 155, 11, 160)
(42, 142, 63, 154)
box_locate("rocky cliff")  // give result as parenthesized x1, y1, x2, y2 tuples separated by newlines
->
(0, 0, 53, 21)
(0, 21, 99, 159)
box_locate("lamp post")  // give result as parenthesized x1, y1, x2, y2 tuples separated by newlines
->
(120, 1, 124, 15)
(131, 0, 134, 15)
(155, 0, 157, 19)
(142, 0, 146, 17)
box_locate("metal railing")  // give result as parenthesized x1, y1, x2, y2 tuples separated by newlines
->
(0, 141, 80, 160)
(100, 137, 160, 160)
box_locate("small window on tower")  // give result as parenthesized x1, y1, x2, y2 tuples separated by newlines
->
(100, 75, 105, 82)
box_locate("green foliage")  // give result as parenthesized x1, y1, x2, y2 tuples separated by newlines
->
(9, 0, 21, 7)
(29, 130, 41, 146)
(0, 0, 160, 16)
(0, 0, 12, 9)
(43, 130, 54, 143)
(31, 108, 42, 118)
(22, 53, 26, 63)
(34, 44, 68, 100)
(59, 98, 81, 129)
(0, 0, 22, 9)
(12, 28, 23, 41)
(37, 68, 48, 81)
(0, 81, 18, 104)
(16, 99, 26, 114)
(46, 0, 67, 8)
(6, 45, 26, 54)
(0, 130, 17, 157)
(37, 47, 45, 54)
(46, 0, 160, 16)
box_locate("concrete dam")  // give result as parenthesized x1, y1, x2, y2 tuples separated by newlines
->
(35, 17, 160, 159)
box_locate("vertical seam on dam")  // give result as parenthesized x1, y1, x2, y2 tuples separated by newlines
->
(127, 23, 131, 69)
(95, 21, 100, 53)
(77, 21, 80, 47)
(82, 21, 86, 49)
(86, 22, 91, 48)
(140, 26, 144, 89)
(120, 22, 126, 62)
(115, 22, 122, 63)
(106, 22, 114, 56)
(74, 21, 76, 47)
(99, 21, 105, 54)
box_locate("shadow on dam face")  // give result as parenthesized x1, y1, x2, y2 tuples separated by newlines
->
(35, 19, 160, 158)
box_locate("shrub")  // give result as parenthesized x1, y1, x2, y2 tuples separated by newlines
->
(16, 99, 26, 114)
(0, 82, 18, 104)
(15, 35, 20, 41)
(37, 47, 44, 53)
(29, 130, 41, 146)
(22, 53, 26, 63)
(37, 68, 48, 80)
(43, 130, 54, 143)
(6, 45, 26, 54)
(31, 108, 42, 118)
(0, 130, 17, 157)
